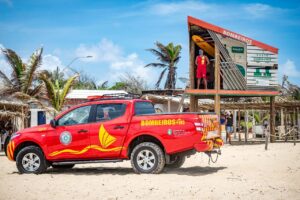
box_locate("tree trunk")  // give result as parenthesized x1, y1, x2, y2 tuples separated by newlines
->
(164, 65, 176, 89)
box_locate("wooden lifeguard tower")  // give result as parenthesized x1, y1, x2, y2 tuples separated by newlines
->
(186, 16, 279, 142)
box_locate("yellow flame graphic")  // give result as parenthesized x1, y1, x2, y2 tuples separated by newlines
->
(99, 124, 116, 148)
(49, 124, 123, 157)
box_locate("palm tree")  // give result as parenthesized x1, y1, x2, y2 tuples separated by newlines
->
(0, 48, 44, 99)
(39, 72, 79, 112)
(145, 42, 182, 89)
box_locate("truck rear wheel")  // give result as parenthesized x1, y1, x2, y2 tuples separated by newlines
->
(166, 155, 186, 168)
(130, 142, 165, 174)
(16, 146, 47, 174)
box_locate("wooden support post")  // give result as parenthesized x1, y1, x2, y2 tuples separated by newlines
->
(195, 97, 199, 112)
(190, 95, 196, 112)
(177, 94, 185, 112)
(167, 98, 171, 112)
(238, 109, 241, 142)
(280, 108, 284, 126)
(270, 96, 276, 143)
(297, 108, 299, 139)
(189, 37, 196, 112)
(189, 38, 195, 89)
(214, 45, 221, 119)
(233, 110, 237, 139)
(245, 110, 248, 143)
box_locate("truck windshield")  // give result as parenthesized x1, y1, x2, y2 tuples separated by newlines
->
(134, 102, 155, 115)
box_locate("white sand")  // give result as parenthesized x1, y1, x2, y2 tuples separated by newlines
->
(0, 143, 299, 200)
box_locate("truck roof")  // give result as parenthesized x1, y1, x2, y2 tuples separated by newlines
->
(55, 98, 151, 120)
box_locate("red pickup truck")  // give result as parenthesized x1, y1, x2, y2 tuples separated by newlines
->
(6, 96, 223, 174)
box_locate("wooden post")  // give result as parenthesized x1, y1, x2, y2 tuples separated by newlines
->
(245, 110, 248, 143)
(233, 110, 237, 139)
(297, 107, 299, 139)
(177, 94, 185, 112)
(238, 109, 241, 142)
(195, 97, 199, 112)
(189, 37, 196, 112)
(270, 96, 276, 143)
(190, 96, 196, 112)
(167, 98, 171, 112)
(214, 45, 221, 119)
(189, 38, 195, 90)
(280, 108, 284, 126)
(284, 109, 288, 142)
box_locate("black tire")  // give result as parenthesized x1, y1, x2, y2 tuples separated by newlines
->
(166, 155, 186, 168)
(130, 142, 165, 174)
(16, 146, 48, 174)
(51, 164, 75, 169)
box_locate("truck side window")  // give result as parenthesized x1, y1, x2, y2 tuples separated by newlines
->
(134, 102, 155, 115)
(95, 104, 126, 122)
(57, 106, 91, 126)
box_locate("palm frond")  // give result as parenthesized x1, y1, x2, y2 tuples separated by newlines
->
(0, 70, 13, 86)
(21, 48, 43, 93)
(155, 68, 167, 89)
(59, 74, 79, 110)
(28, 83, 44, 98)
(155, 42, 169, 56)
(145, 63, 167, 68)
(1, 49, 24, 83)
(146, 49, 169, 63)
(39, 73, 57, 109)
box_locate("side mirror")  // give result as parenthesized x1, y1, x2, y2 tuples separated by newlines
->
(50, 119, 56, 128)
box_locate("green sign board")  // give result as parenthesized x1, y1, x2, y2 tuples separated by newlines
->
(231, 46, 244, 53)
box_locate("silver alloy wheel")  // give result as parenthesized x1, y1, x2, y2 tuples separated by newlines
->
(136, 150, 156, 171)
(21, 153, 40, 172)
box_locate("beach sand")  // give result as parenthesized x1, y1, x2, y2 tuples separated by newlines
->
(0, 143, 299, 200)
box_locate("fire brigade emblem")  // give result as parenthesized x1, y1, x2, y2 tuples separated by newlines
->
(60, 131, 72, 145)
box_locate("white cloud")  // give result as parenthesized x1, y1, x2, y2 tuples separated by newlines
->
(146, 1, 285, 20)
(243, 3, 285, 19)
(76, 38, 122, 63)
(41, 54, 64, 71)
(75, 39, 156, 84)
(150, 1, 210, 16)
(280, 59, 300, 78)
(0, 0, 12, 6)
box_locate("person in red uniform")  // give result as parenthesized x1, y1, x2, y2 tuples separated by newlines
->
(195, 49, 210, 89)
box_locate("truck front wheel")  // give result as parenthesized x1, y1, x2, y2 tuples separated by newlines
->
(16, 146, 48, 174)
(130, 142, 165, 174)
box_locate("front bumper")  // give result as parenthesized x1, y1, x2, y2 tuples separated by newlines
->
(6, 141, 15, 161)
(194, 138, 223, 152)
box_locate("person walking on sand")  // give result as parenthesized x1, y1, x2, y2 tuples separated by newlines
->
(225, 112, 233, 144)
(195, 49, 210, 89)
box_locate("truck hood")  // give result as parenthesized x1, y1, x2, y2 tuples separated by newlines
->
(18, 124, 52, 134)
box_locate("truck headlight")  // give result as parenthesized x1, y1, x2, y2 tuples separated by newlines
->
(10, 132, 21, 140)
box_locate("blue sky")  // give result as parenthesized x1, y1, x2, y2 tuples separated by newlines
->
(0, 0, 300, 88)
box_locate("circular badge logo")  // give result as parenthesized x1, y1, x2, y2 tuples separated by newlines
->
(60, 131, 72, 145)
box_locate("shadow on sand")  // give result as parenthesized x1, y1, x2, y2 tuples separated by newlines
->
(43, 166, 227, 176)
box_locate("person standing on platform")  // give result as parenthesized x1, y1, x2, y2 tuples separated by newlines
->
(195, 49, 210, 89)
(226, 112, 234, 144)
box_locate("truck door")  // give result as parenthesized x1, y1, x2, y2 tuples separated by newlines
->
(47, 105, 92, 160)
(88, 103, 130, 159)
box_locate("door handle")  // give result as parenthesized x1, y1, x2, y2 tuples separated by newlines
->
(78, 129, 88, 133)
(114, 125, 124, 130)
